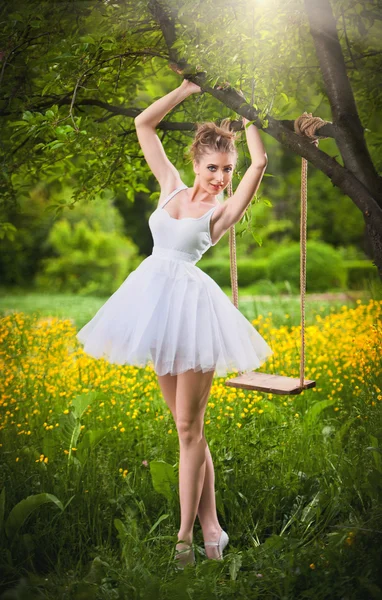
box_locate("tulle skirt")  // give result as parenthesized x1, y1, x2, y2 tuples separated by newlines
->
(76, 254, 273, 376)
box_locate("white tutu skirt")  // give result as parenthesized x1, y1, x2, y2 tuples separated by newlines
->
(76, 255, 273, 377)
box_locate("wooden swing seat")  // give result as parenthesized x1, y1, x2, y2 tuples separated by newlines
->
(225, 371, 316, 395)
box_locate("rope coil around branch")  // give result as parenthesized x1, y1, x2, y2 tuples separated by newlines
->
(227, 112, 329, 388)
(293, 112, 329, 141)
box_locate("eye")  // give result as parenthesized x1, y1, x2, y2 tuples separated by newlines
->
(224, 167, 233, 172)
(207, 166, 217, 171)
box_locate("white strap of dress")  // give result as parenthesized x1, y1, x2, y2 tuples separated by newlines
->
(160, 184, 188, 208)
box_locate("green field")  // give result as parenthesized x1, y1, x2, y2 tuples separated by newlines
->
(0, 292, 381, 599)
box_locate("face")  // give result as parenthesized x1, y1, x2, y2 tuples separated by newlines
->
(193, 151, 236, 195)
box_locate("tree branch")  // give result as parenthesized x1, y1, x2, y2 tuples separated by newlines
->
(147, 0, 382, 233)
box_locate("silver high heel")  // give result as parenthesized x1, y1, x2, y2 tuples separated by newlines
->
(174, 542, 195, 569)
(204, 529, 229, 560)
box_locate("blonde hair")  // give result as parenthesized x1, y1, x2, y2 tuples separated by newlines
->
(189, 119, 238, 163)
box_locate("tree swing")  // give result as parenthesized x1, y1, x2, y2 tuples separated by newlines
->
(225, 113, 329, 395)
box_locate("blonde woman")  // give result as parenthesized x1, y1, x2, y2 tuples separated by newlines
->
(77, 78, 273, 569)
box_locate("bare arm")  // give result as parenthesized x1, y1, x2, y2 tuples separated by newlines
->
(224, 118, 268, 224)
(209, 118, 268, 244)
(134, 80, 201, 192)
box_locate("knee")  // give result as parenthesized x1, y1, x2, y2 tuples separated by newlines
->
(176, 419, 204, 445)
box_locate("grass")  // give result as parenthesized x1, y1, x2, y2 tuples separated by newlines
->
(0, 289, 381, 599)
(0, 283, 377, 330)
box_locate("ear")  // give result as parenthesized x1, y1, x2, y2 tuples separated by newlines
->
(193, 159, 199, 175)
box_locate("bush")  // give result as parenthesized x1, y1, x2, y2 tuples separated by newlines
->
(345, 260, 380, 289)
(236, 258, 269, 287)
(199, 258, 269, 287)
(199, 258, 230, 286)
(35, 219, 141, 295)
(268, 242, 347, 292)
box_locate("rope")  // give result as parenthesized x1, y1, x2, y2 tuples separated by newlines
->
(228, 111, 329, 388)
(294, 113, 329, 387)
(228, 181, 243, 375)
(228, 180, 239, 308)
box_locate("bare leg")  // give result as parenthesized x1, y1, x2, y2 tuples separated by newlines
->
(197, 429, 223, 558)
(157, 370, 223, 559)
(175, 369, 214, 545)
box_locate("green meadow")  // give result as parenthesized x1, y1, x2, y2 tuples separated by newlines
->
(1, 294, 381, 599)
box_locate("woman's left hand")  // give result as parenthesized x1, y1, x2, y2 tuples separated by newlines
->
(180, 78, 202, 95)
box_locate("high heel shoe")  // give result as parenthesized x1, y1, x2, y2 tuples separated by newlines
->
(204, 528, 229, 560)
(174, 542, 195, 570)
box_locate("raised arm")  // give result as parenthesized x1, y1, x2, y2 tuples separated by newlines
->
(134, 80, 201, 193)
(221, 118, 268, 228)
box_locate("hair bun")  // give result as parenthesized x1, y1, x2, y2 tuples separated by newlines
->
(189, 120, 238, 162)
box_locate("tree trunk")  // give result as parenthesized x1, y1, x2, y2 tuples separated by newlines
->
(304, 0, 382, 275)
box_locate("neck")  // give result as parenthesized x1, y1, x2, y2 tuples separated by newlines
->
(190, 177, 215, 204)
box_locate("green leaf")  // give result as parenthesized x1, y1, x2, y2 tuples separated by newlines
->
(71, 391, 98, 418)
(41, 82, 54, 96)
(149, 460, 176, 501)
(251, 233, 263, 246)
(76, 429, 107, 463)
(80, 35, 97, 45)
(229, 554, 243, 581)
(0, 223, 17, 241)
(54, 125, 74, 139)
(147, 513, 170, 536)
(304, 399, 335, 428)
(8, 121, 28, 127)
(114, 518, 128, 538)
(22, 111, 34, 121)
(5, 493, 63, 538)
(58, 411, 81, 454)
(44, 141, 65, 150)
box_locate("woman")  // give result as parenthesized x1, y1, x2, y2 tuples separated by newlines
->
(77, 77, 273, 569)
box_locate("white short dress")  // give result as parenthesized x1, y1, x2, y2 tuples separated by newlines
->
(76, 184, 273, 376)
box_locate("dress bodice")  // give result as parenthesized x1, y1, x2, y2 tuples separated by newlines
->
(148, 184, 218, 264)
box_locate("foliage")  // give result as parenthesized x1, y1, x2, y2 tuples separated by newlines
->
(0, 0, 379, 287)
(200, 257, 269, 288)
(0, 182, 55, 286)
(1, 0, 381, 241)
(268, 241, 347, 292)
(200, 242, 351, 292)
(345, 259, 381, 290)
(0, 300, 381, 597)
(35, 219, 141, 295)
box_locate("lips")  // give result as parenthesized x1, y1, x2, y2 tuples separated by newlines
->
(211, 184, 222, 190)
